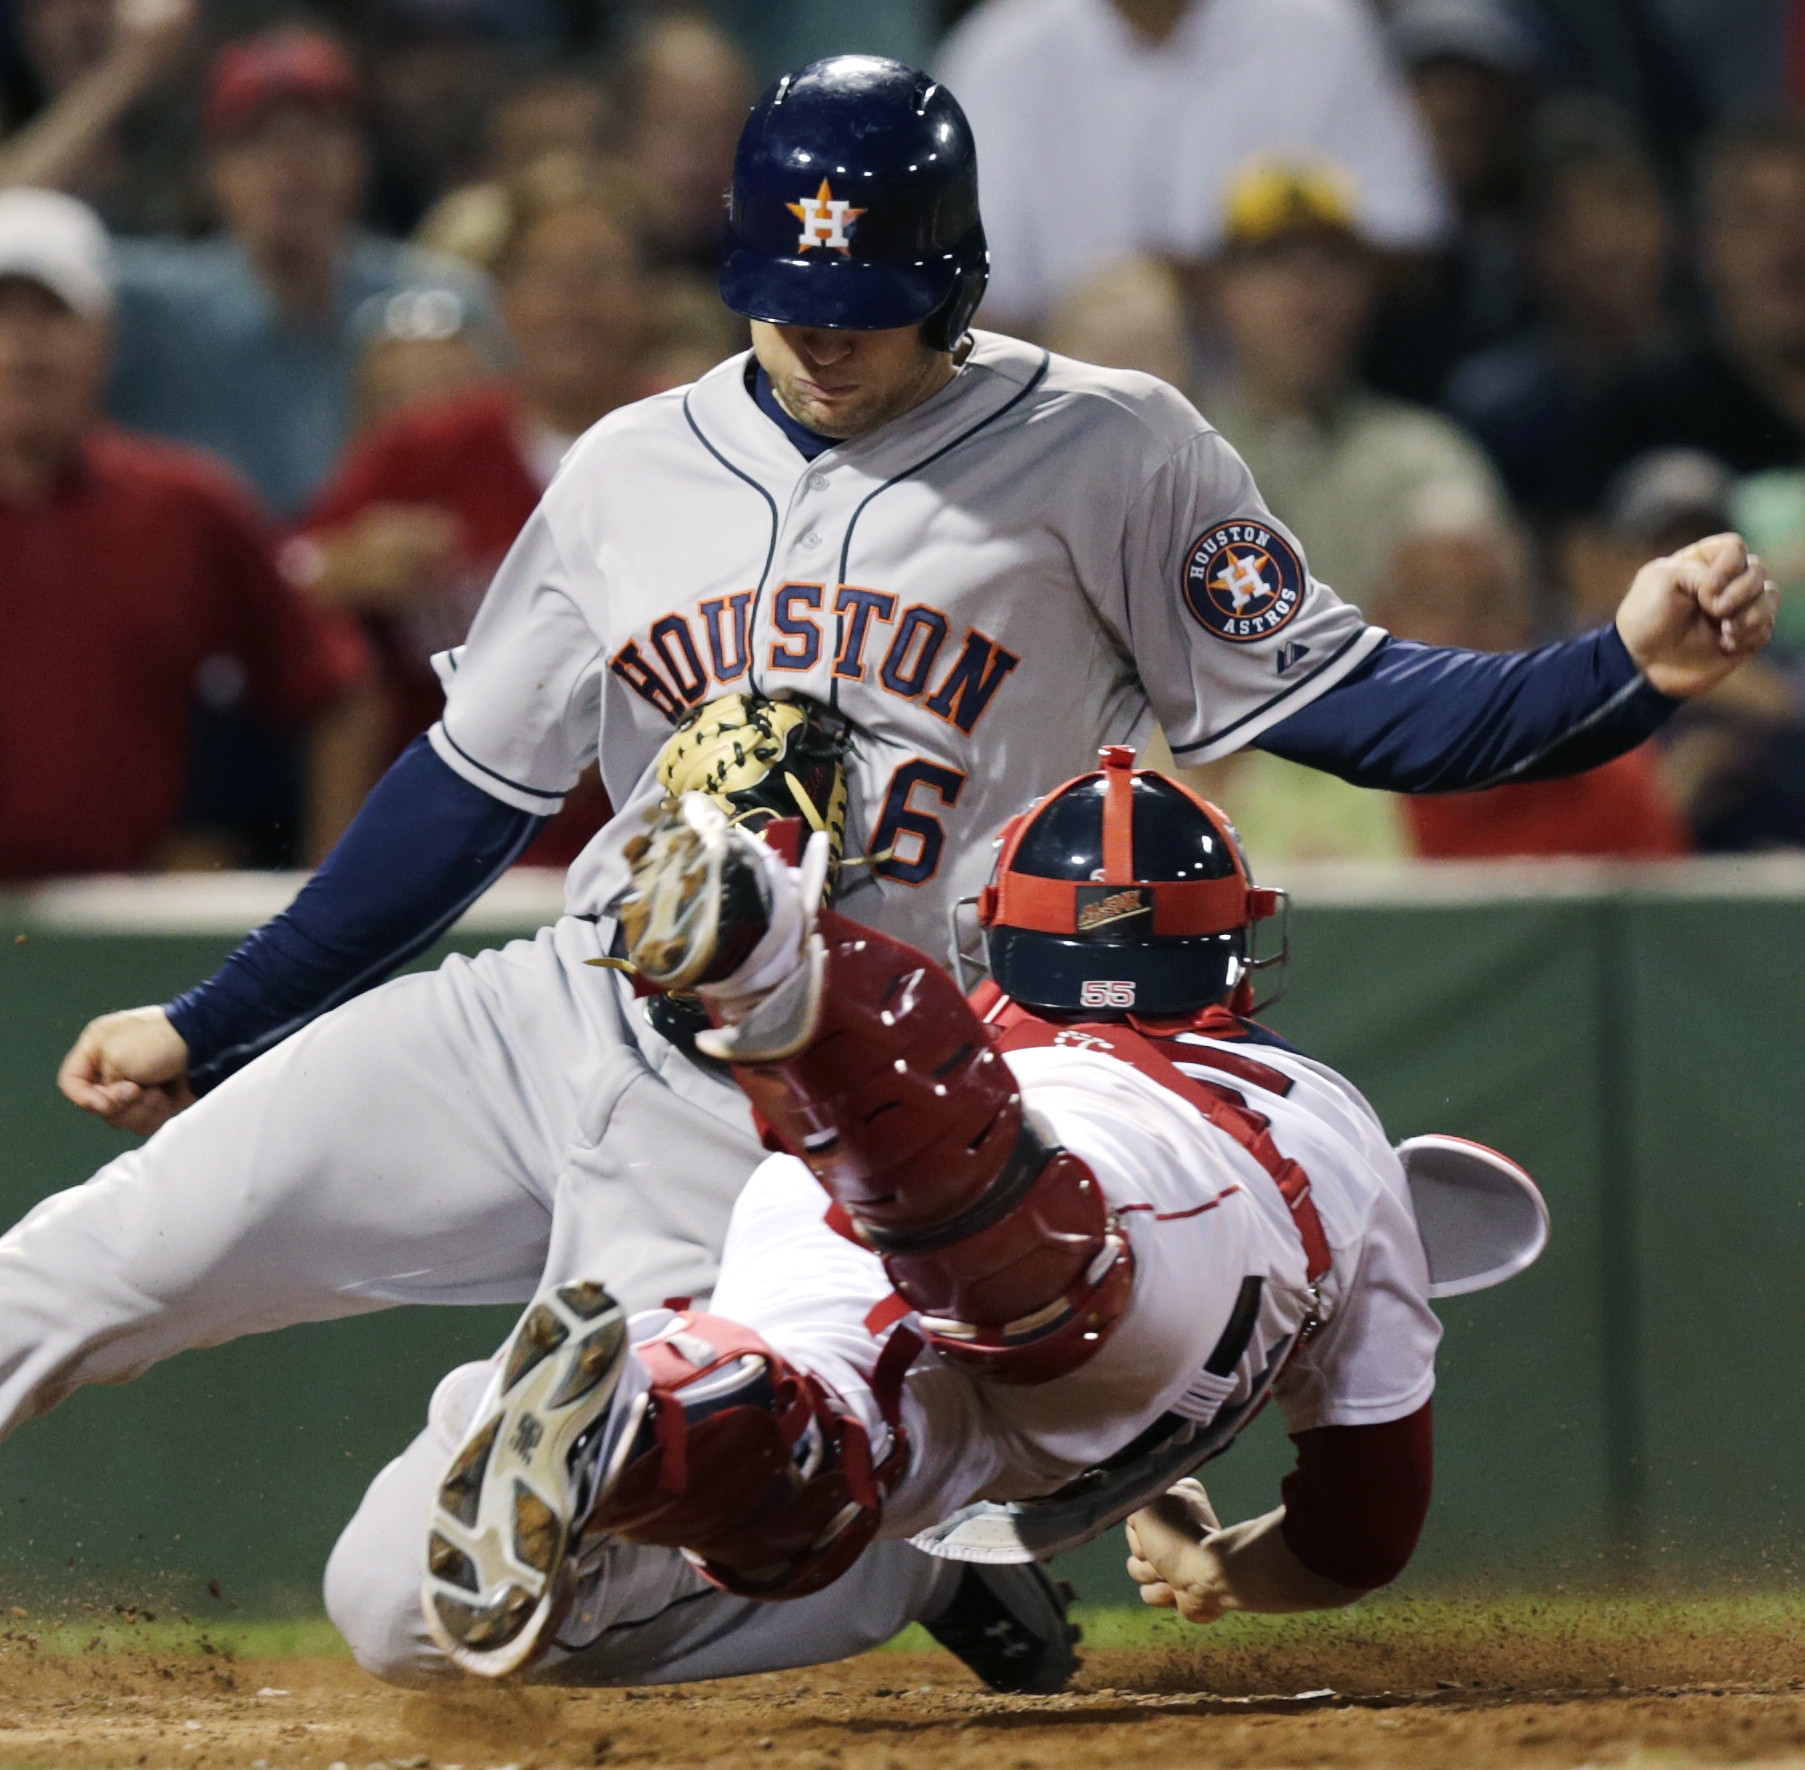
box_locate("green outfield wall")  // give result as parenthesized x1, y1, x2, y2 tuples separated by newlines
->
(0, 865, 1801, 1617)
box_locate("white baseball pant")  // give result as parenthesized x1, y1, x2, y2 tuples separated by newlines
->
(323, 1352, 956, 1688)
(0, 917, 763, 1434)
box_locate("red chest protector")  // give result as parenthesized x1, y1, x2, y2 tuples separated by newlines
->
(977, 990, 1332, 1285)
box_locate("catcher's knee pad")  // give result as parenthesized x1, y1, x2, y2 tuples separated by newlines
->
(586, 1312, 894, 1601)
(734, 913, 1133, 1385)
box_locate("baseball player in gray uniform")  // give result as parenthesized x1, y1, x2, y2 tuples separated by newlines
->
(12, 56, 1774, 1684)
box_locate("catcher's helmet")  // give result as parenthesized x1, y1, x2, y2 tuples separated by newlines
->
(720, 55, 988, 351)
(979, 748, 1284, 1019)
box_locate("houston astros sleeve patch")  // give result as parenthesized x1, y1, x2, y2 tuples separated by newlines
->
(1183, 522, 1307, 644)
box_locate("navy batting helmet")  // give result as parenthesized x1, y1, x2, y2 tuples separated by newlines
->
(978, 748, 1286, 1019)
(719, 55, 988, 352)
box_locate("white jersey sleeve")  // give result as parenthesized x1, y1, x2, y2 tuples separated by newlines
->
(1117, 418, 1387, 764)
(1274, 1172, 1440, 1434)
(1158, 1035, 1441, 1435)
(427, 502, 607, 817)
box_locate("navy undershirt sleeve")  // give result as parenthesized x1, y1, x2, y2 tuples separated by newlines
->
(165, 736, 545, 1093)
(1254, 625, 1680, 793)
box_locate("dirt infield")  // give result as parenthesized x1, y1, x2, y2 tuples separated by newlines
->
(3, 1599, 1805, 1770)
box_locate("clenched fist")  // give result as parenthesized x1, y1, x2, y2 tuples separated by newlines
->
(57, 1005, 193, 1136)
(1126, 1478, 1234, 1624)
(1617, 532, 1778, 699)
(1127, 1479, 1369, 1623)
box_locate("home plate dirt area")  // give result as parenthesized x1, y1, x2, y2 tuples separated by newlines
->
(4, 1597, 1805, 1770)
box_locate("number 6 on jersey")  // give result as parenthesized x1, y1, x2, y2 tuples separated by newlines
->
(872, 760, 967, 885)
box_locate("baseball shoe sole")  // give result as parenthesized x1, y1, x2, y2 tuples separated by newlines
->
(618, 796, 774, 994)
(422, 1280, 647, 1679)
(924, 1562, 1082, 1694)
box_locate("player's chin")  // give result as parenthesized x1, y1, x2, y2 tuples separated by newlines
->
(798, 401, 864, 437)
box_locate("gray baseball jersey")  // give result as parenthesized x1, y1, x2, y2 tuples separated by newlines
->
(428, 333, 1383, 956)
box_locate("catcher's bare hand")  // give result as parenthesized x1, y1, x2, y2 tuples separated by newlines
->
(58, 1006, 194, 1135)
(1617, 532, 1778, 698)
(1126, 1478, 1233, 1625)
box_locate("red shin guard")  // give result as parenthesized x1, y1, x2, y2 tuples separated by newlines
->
(586, 1311, 905, 1600)
(732, 912, 1132, 1384)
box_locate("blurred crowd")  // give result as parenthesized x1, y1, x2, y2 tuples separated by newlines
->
(1, 0, 1803, 885)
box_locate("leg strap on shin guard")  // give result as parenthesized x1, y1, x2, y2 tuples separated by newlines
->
(732, 913, 1134, 1385)
(583, 1312, 911, 1600)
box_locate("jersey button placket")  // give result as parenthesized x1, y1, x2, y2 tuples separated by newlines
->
(770, 472, 840, 695)
(799, 471, 827, 551)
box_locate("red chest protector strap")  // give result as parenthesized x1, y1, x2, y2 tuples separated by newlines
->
(992, 1012, 1332, 1285)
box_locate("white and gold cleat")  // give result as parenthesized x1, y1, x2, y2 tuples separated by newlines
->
(616, 795, 771, 993)
(611, 793, 832, 1062)
(422, 1281, 648, 1679)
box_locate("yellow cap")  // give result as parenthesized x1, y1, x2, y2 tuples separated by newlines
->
(1221, 158, 1361, 251)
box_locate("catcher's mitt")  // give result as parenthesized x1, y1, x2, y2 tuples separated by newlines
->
(653, 692, 851, 890)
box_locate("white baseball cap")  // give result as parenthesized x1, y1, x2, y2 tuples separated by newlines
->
(0, 189, 114, 318)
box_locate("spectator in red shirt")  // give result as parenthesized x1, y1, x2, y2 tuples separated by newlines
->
(1399, 749, 1688, 858)
(1372, 527, 1689, 860)
(0, 187, 373, 880)
(291, 162, 650, 861)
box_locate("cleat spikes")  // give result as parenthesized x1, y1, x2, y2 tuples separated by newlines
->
(422, 1277, 645, 1679)
(556, 1280, 619, 1322)
(431, 1585, 536, 1652)
(547, 1318, 627, 1409)
(437, 1417, 499, 1530)
(512, 1480, 561, 1576)
(615, 799, 770, 993)
(427, 1531, 480, 1593)
(501, 1304, 568, 1394)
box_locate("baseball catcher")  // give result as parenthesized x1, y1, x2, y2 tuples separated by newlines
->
(402, 749, 1535, 1685)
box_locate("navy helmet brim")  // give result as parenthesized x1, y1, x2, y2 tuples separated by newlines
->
(720, 247, 958, 331)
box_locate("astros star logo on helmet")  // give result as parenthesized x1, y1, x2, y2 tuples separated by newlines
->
(787, 179, 866, 254)
(1181, 521, 1307, 644)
